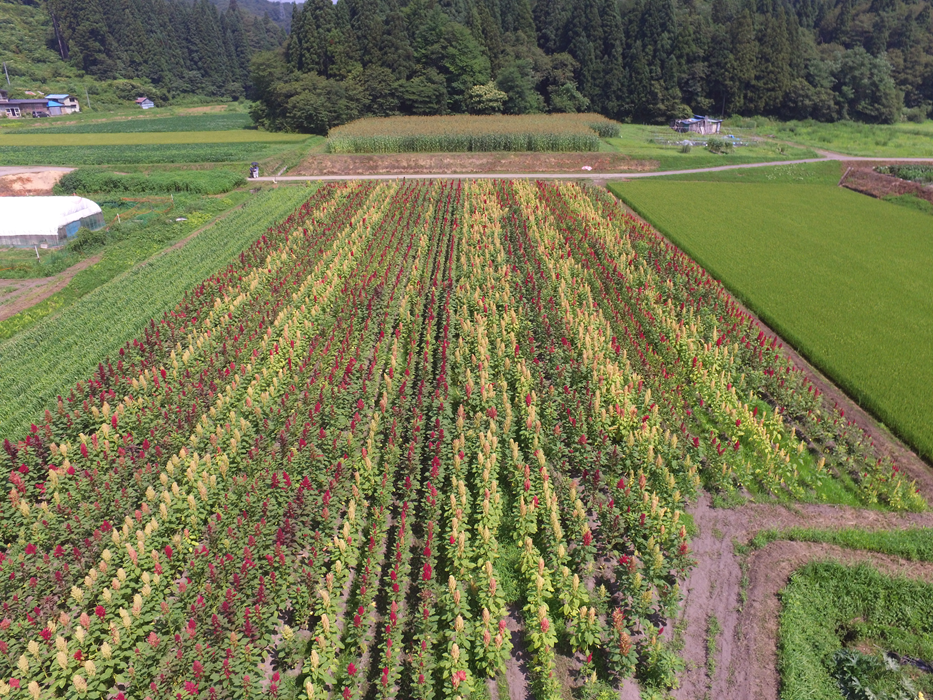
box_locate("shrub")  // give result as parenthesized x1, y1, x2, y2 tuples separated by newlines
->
(56, 169, 246, 195)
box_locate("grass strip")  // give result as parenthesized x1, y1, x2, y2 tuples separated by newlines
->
(747, 527, 933, 562)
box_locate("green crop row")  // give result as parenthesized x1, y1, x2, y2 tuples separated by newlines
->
(876, 163, 933, 184)
(327, 132, 601, 153)
(0, 186, 315, 436)
(56, 168, 246, 195)
(747, 527, 933, 562)
(20, 113, 255, 135)
(779, 561, 933, 700)
(0, 141, 294, 165)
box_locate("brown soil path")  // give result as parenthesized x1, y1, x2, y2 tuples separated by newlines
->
(674, 493, 933, 700)
(0, 254, 101, 323)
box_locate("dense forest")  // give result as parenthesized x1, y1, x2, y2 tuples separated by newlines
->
(250, 0, 933, 131)
(32, 0, 287, 99)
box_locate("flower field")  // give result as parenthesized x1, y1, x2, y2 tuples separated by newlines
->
(326, 115, 621, 154)
(0, 180, 922, 700)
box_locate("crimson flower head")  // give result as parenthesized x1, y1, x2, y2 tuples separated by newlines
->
(165, 545, 173, 560)
(95, 605, 106, 619)
(24, 544, 36, 556)
(423, 563, 432, 581)
(347, 663, 357, 676)
(185, 680, 199, 696)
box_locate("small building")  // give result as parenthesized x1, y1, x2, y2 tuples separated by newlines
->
(136, 96, 155, 110)
(46, 94, 81, 114)
(1, 98, 51, 118)
(0, 196, 105, 247)
(671, 115, 722, 135)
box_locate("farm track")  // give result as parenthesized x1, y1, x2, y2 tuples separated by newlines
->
(0, 254, 102, 322)
(676, 492, 933, 700)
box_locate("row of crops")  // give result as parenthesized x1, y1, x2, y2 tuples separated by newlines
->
(0, 181, 922, 700)
(0, 142, 294, 166)
(14, 114, 255, 135)
(56, 169, 246, 196)
(326, 114, 621, 154)
(0, 187, 314, 438)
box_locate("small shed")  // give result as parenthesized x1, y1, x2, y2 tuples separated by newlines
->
(671, 115, 722, 135)
(0, 196, 105, 247)
(47, 94, 81, 114)
(136, 96, 155, 110)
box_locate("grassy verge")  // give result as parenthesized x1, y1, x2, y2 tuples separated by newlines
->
(0, 185, 317, 437)
(607, 179, 933, 463)
(747, 527, 933, 561)
(779, 561, 933, 699)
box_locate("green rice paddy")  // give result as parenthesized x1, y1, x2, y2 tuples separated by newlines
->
(609, 176, 933, 462)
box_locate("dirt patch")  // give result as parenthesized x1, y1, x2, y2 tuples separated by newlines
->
(839, 160, 933, 204)
(292, 152, 655, 177)
(0, 254, 102, 322)
(674, 493, 933, 700)
(0, 170, 68, 196)
(179, 105, 229, 115)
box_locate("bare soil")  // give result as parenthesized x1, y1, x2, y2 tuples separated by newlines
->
(674, 493, 933, 700)
(292, 152, 655, 177)
(839, 160, 933, 204)
(0, 170, 68, 196)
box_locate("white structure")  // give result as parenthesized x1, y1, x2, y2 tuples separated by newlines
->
(0, 196, 105, 247)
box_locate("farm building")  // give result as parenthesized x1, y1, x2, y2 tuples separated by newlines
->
(0, 97, 51, 118)
(46, 94, 81, 114)
(0, 196, 105, 247)
(136, 96, 155, 109)
(671, 115, 723, 135)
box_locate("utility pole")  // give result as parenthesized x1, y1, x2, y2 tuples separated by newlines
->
(3, 62, 10, 87)
(85, 86, 91, 110)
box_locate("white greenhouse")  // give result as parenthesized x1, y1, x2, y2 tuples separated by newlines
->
(0, 196, 105, 247)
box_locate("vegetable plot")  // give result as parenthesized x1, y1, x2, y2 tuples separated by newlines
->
(0, 181, 922, 700)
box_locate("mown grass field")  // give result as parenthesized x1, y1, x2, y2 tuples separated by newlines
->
(609, 176, 933, 462)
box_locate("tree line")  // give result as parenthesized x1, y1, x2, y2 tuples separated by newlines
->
(250, 0, 932, 132)
(40, 0, 285, 99)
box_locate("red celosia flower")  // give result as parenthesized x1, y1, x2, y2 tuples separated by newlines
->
(95, 605, 105, 619)
(347, 663, 357, 676)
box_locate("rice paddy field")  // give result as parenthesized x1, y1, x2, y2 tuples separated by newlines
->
(609, 175, 933, 462)
(11, 112, 255, 134)
(326, 113, 621, 153)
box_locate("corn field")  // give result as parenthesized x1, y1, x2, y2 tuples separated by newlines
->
(327, 114, 622, 153)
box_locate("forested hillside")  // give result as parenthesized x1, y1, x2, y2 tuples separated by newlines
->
(251, 0, 933, 132)
(208, 0, 302, 32)
(3, 0, 286, 101)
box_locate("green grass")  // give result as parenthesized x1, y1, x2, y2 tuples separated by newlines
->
(884, 193, 933, 216)
(731, 117, 933, 158)
(0, 141, 301, 166)
(644, 160, 843, 184)
(601, 124, 818, 170)
(608, 180, 933, 463)
(747, 527, 933, 562)
(56, 168, 246, 195)
(0, 131, 305, 146)
(0, 185, 317, 438)
(15, 113, 255, 134)
(779, 561, 933, 699)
